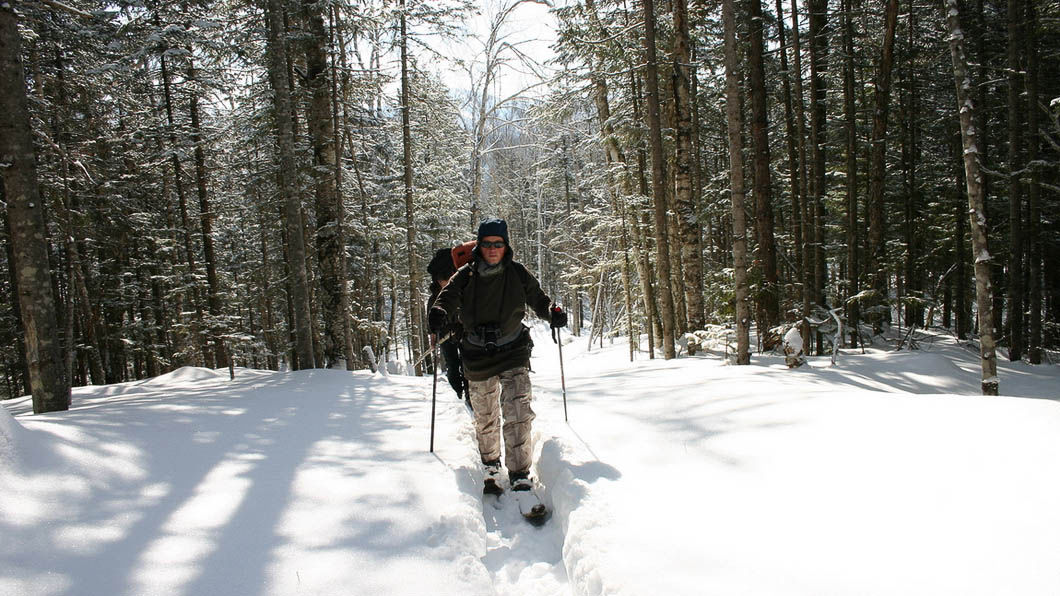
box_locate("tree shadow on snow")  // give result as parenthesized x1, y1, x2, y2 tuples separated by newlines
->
(2, 369, 432, 596)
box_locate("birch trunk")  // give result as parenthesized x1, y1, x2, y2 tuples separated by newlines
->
(640, 0, 677, 359)
(943, 0, 998, 394)
(672, 0, 704, 331)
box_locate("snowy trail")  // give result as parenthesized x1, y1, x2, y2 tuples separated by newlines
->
(5, 326, 1059, 596)
(436, 395, 570, 595)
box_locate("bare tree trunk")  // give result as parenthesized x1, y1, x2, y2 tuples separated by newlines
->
(841, 0, 859, 346)
(722, 0, 751, 364)
(265, 0, 315, 369)
(1004, 0, 1024, 361)
(1025, 0, 1041, 364)
(747, 0, 779, 330)
(969, 0, 1004, 340)
(672, 0, 704, 332)
(775, 0, 808, 332)
(399, 0, 424, 375)
(901, 0, 922, 327)
(943, 0, 998, 395)
(808, 0, 830, 315)
(866, 0, 900, 331)
(0, 4, 71, 412)
(629, 70, 659, 357)
(640, 0, 677, 359)
(791, 0, 813, 350)
(328, 8, 355, 369)
(302, 0, 349, 369)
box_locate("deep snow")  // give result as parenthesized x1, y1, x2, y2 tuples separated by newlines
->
(2, 327, 1059, 596)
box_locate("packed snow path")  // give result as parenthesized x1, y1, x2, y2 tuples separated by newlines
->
(434, 396, 571, 595)
(3, 326, 1060, 595)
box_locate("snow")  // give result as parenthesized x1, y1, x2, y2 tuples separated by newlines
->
(783, 325, 804, 354)
(3, 327, 1060, 596)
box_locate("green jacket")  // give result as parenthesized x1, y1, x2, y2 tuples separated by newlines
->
(433, 248, 552, 381)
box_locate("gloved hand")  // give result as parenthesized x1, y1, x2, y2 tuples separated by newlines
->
(549, 305, 568, 329)
(428, 307, 449, 336)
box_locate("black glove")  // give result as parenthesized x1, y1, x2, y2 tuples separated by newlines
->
(428, 307, 448, 336)
(550, 306, 568, 329)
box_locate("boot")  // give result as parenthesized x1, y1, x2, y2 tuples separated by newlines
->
(483, 460, 503, 495)
(508, 469, 532, 492)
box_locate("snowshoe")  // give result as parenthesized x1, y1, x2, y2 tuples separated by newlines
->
(509, 473, 549, 525)
(483, 460, 503, 496)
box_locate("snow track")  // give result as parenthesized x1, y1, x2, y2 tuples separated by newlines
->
(441, 381, 625, 596)
(445, 402, 569, 595)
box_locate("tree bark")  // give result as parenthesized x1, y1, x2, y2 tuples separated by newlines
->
(1004, 0, 1023, 361)
(747, 0, 779, 330)
(866, 0, 900, 331)
(807, 0, 829, 314)
(1024, 0, 1041, 364)
(943, 0, 998, 395)
(265, 0, 315, 369)
(790, 0, 813, 349)
(0, 3, 71, 412)
(630, 71, 659, 357)
(672, 0, 704, 332)
(640, 0, 677, 359)
(302, 0, 349, 369)
(722, 0, 751, 364)
(399, 0, 424, 374)
(841, 0, 859, 345)
(901, 0, 922, 327)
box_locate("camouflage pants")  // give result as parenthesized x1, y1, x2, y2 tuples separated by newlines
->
(468, 366, 535, 476)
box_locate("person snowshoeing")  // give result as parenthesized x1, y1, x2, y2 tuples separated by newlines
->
(428, 218, 567, 495)
(426, 241, 475, 405)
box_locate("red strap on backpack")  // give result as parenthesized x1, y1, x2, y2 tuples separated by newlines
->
(451, 240, 476, 269)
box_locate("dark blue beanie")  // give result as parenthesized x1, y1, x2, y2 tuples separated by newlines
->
(477, 218, 509, 245)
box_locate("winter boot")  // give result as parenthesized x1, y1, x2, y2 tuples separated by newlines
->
(483, 460, 503, 495)
(509, 470, 532, 492)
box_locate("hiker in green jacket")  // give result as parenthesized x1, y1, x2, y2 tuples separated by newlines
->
(428, 218, 567, 495)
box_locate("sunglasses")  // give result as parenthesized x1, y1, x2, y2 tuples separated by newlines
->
(479, 241, 506, 249)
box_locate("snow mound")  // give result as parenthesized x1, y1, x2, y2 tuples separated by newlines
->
(0, 405, 24, 471)
(140, 366, 226, 386)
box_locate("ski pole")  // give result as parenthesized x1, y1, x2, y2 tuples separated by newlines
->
(413, 330, 452, 371)
(429, 334, 439, 452)
(552, 326, 568, 422)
